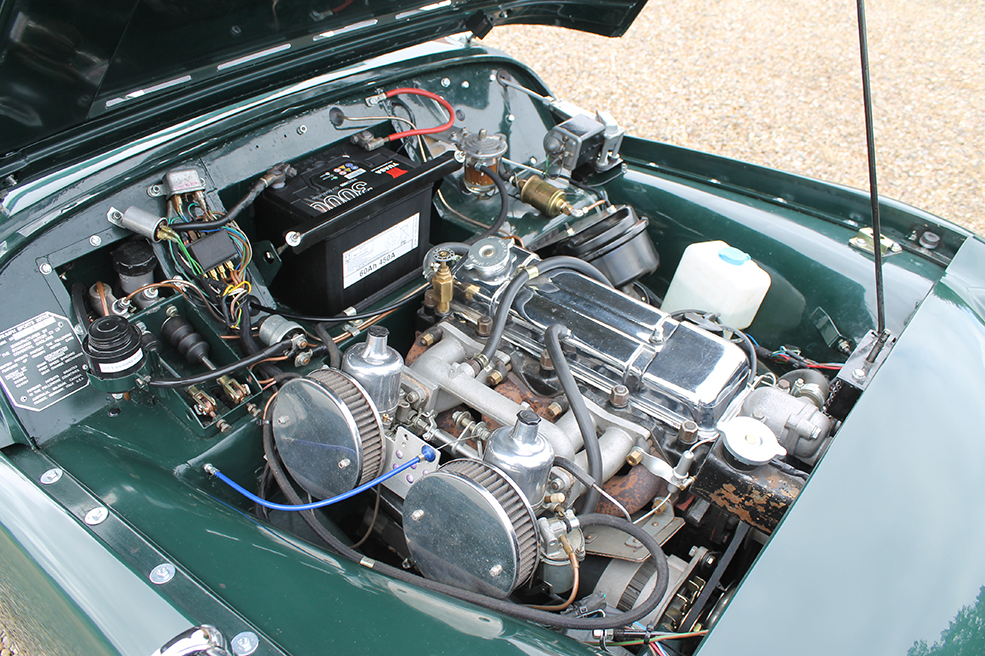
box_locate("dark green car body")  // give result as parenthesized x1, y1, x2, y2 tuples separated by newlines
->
(1, 2, 983, 655)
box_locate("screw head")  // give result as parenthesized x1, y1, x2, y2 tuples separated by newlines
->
(285, 231, 302, 247)
(40, 468, 63, 485)
(149, 563, 176, 584)
(338, 458, 351, 469)
(440, 77, 451, 87)
(488, 564, 502, 577)
(89, 235, 102, 247)
(297, 125, 307, 135)
(852, 368, 867, 382)
(277, 416, 288, 425)
(410, 509, 424, 521)
(84, 507, 108, 525)
(39, 263, 52, 275)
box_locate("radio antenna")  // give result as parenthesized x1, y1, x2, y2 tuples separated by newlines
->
(855, 0, 887, 335)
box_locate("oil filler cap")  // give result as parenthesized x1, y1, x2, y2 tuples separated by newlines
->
(721, 417, 785, 467)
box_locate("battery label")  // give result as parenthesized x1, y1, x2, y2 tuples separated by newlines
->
(342, 213, 419, 289)
(0, 312, 88, 412)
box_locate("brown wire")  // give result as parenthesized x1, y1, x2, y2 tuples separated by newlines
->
(527, 550, 580, 611)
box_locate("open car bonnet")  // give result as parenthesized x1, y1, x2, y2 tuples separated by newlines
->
(0, 0, 645, 176)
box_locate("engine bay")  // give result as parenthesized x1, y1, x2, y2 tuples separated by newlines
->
(0, 52, 930, 654)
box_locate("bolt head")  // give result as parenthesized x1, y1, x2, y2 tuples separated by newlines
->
(39, 263, 52, 275)
(149, 563, 176, 585)
(84, 507, 108, 525)
(852, 368, 867, 382)
(338, 458, 351, 469)
(285, 231, 302, 247)
(231, 632, 260, 656)
(277, 416, 288, 425)
(89, 235, 102, 247)
(410, 509, 424, 521)
(40, 468, 63, 485)
(488, 564, 502, 577)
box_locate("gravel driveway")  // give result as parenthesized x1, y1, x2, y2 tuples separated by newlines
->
(483, 0, 985, 234)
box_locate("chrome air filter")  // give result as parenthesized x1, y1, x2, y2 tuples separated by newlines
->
(403, 459, 538, 599)
(271, 369, 384, 499)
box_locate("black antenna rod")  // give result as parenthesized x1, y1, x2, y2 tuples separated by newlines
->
(855, 0, 887, 335)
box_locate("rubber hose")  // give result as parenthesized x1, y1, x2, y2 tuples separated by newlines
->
(148, 339, 291, 388)
(552, 456, 599, 494)
(313, 322, 342, 369)
(260, 429, 670, 631)
(545, 324, 603, 514)
(479, 256, 612, 364)
(467, 166, 509, 244)
(71, 282, 91, 328)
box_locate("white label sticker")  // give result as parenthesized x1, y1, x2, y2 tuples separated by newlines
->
(342, 213, 419, 289)
(97, 349, 143, 374)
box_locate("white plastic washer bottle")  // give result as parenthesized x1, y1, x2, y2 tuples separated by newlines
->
(660, 240, 771, 329)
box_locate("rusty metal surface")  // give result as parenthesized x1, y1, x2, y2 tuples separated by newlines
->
(596, 464, 667, 516)
(691, 442, 804, 533)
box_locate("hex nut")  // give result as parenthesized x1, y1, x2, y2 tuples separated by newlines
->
(609, 384, 630, 408)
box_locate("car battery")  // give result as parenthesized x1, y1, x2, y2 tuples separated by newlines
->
(256, 141, 459, 316)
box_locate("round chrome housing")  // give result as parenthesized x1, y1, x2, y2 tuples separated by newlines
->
(271, 369, 384, 499)
(403, 459, 539, 599)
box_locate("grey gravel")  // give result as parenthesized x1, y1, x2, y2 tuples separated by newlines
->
(484, 0, 985, 234)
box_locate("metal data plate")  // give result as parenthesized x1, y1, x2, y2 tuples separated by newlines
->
(382, 427, 437, 498)
(584, 502, 684, 562)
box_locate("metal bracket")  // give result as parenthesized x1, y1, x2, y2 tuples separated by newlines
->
(849, 226, 902, 257)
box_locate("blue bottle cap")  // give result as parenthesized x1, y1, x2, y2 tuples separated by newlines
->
(719, 246, 751, 266)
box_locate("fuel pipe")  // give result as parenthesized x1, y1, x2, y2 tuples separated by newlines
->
(254, 419, 669, 630)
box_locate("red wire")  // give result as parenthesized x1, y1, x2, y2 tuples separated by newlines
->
(384, 88, 455, 141)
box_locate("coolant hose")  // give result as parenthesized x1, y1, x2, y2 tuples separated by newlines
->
(479, 256, 612, 365)
(257, 422, 670, 630)
(545, 324, 603, 513)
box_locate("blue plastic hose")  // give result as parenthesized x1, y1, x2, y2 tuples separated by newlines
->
(207, 444, 436, 512)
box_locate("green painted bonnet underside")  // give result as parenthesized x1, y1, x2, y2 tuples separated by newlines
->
(0, 0, 645, 177)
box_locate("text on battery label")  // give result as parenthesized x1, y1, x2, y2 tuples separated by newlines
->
(342, 214, 419, 289)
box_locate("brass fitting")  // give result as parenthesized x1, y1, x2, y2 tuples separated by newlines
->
(626, 448, 644, 467)
(431, 262, 454, 315)
(487, 370, 505, 386)
(518, 175, 573, 218)
(218, 375, 249, 405)
(545, 401, 564, 420)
